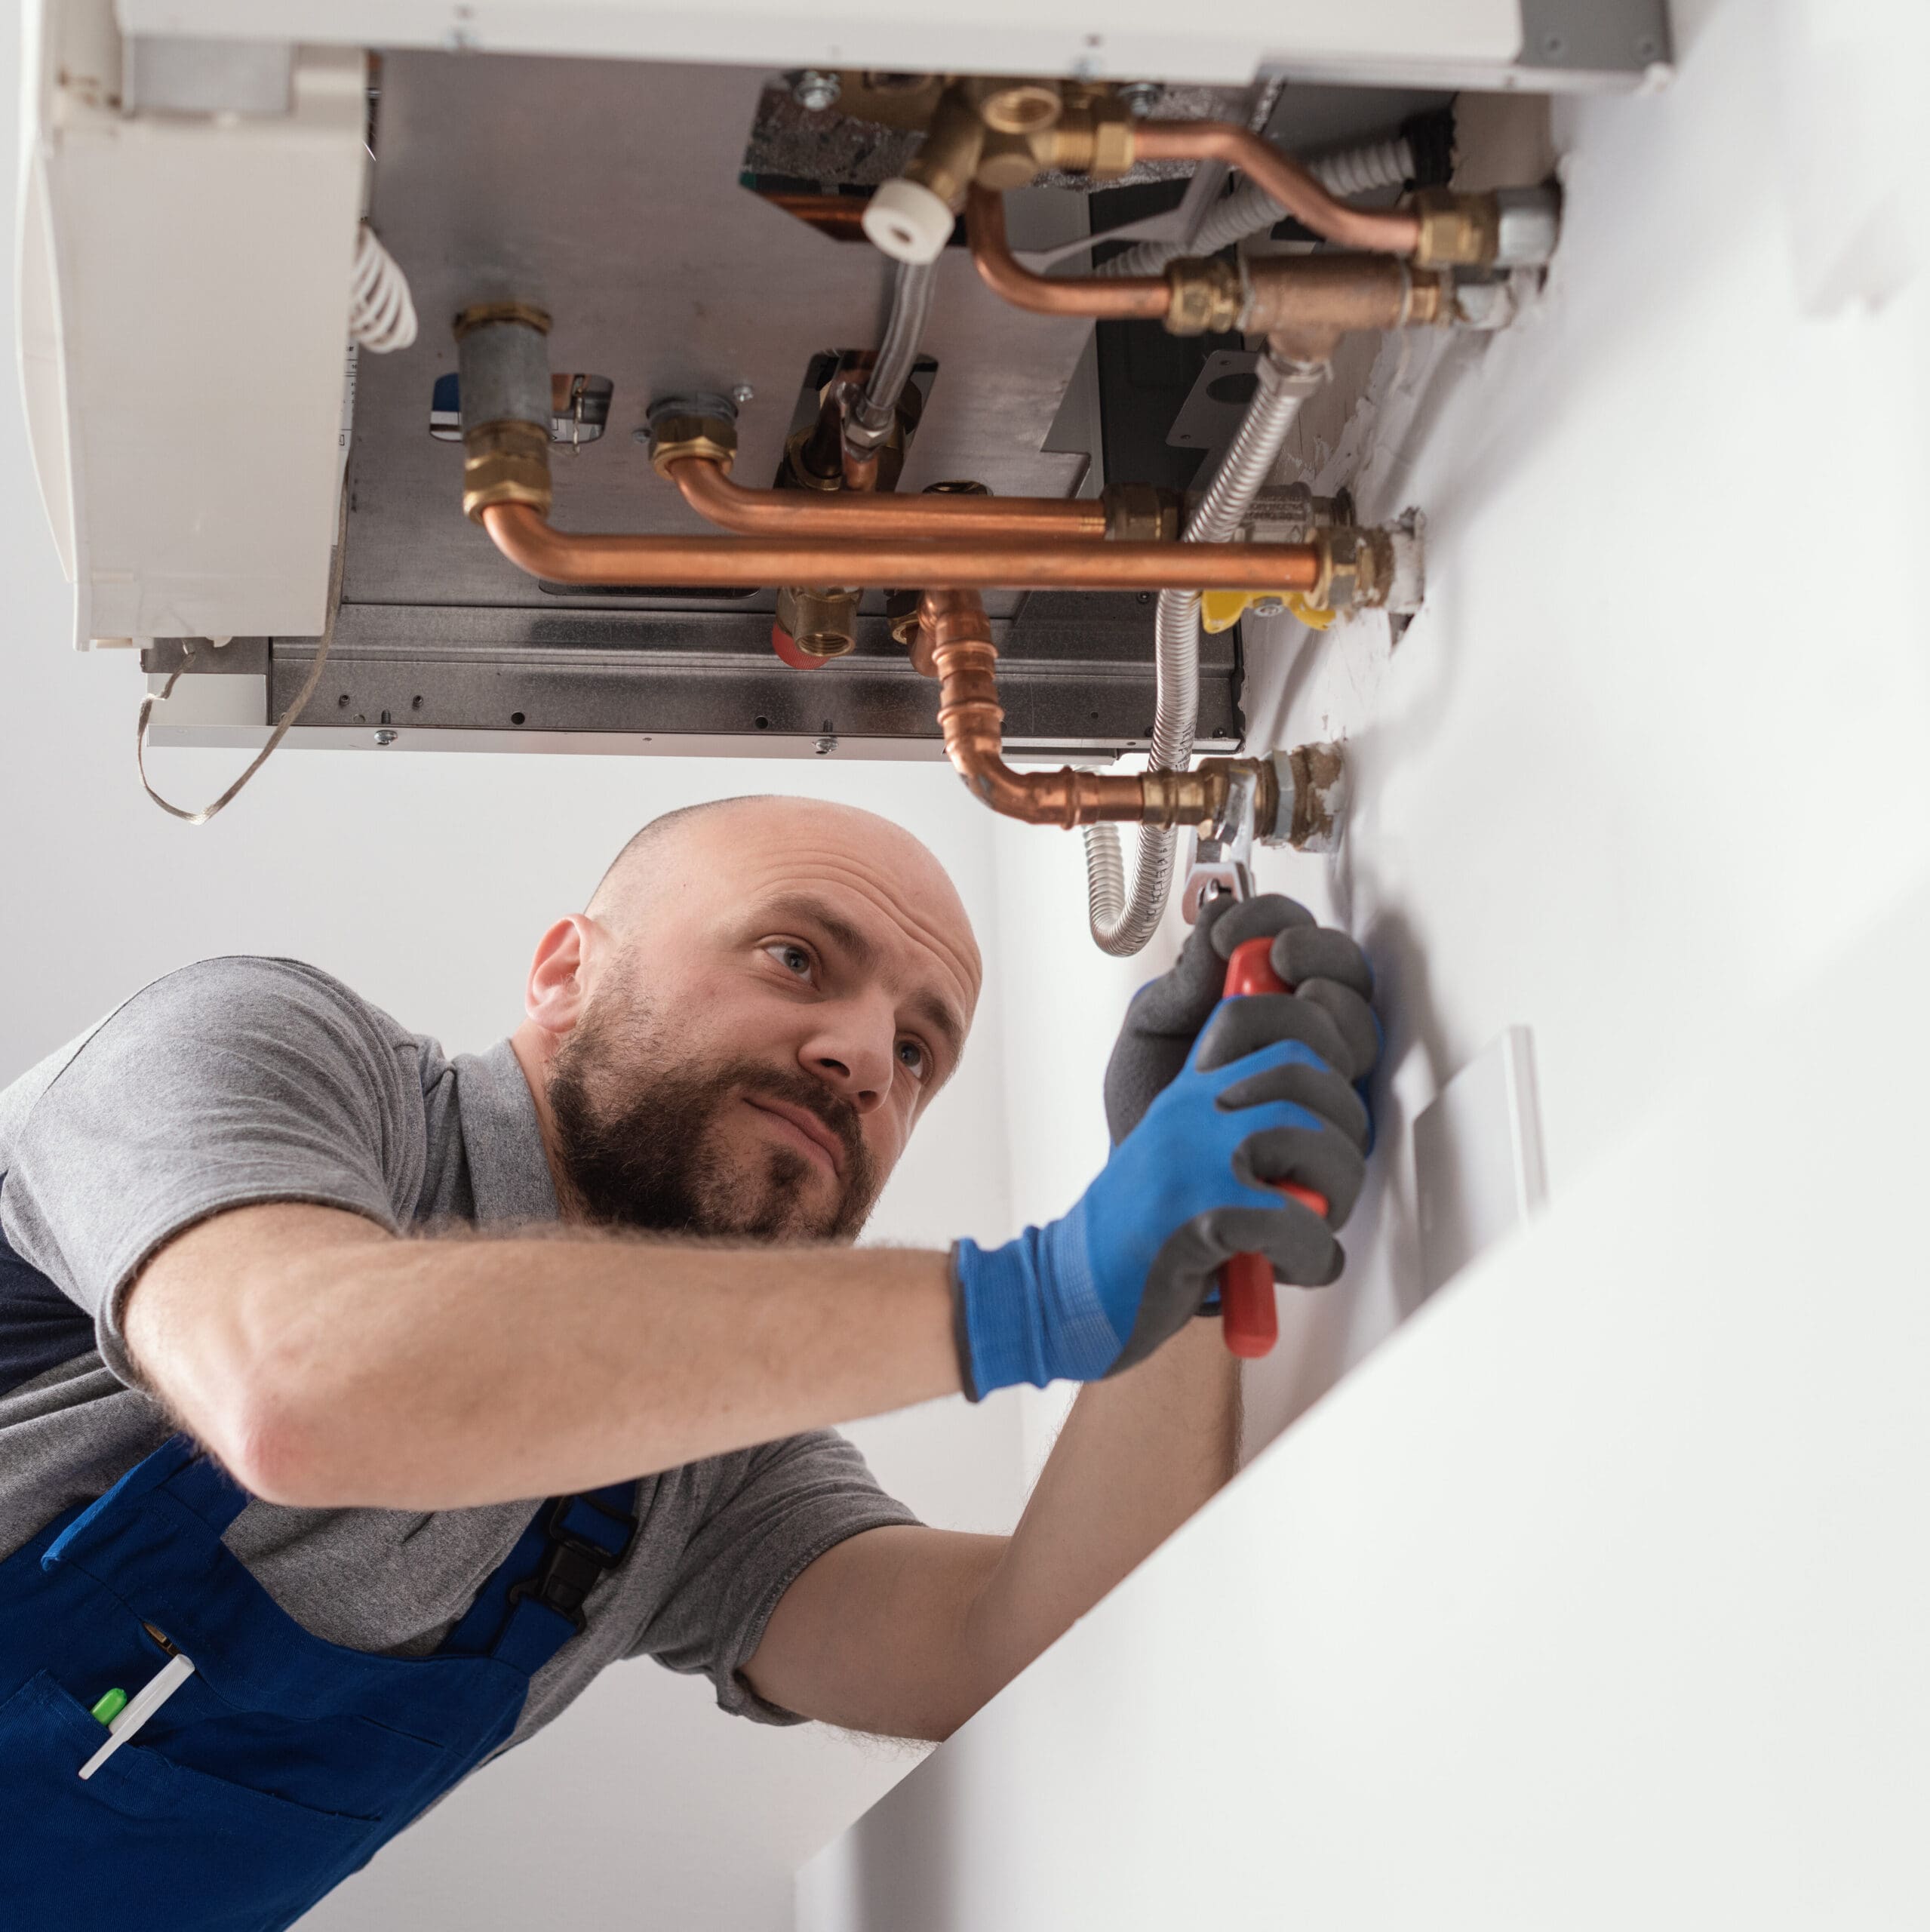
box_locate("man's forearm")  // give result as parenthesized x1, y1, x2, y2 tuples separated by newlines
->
(957, 1318, 1240, 1703)
(131, 1204, 960, 1510)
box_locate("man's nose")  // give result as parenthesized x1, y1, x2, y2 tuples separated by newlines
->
(801, 1003, 896, 1115)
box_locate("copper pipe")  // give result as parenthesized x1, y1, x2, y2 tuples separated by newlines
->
(1132, 121, 1422, 257)
(920, 589, 1244, 829)
(670, 457, 1109, 542)
(967, 187, 1171, 321)
(478, 502, 1319, 592)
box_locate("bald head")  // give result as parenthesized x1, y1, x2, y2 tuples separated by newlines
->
(524, 795, 980, 1241)
(587, 796, 976, 977)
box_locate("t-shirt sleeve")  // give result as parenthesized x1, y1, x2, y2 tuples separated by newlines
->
(632, 1429, 921, 1725)
(0, 957, 424, 1386)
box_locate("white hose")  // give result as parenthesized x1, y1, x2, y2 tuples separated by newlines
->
(1083, 353, 1319, 955)
(1093, 133, 1416, 281)
(349, 223, 418, 352)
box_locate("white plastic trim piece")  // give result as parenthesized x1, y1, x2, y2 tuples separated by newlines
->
(861, 179, 954, 266)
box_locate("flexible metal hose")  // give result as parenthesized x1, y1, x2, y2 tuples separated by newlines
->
(1093, 133, 1416, 280)
(1084, 353, 1318, 955)
(847, 259, 937, 449)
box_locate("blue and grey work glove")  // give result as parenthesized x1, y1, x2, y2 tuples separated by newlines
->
(950, 897, 1375, 1399)
(1104, 894, 1378, 1146)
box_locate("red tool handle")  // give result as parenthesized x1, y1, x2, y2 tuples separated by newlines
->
(1217, 935, 1329, 1358)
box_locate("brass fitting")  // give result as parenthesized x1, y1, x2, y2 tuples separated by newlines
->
(1036, 91, 1135, 180)
(906, 86, 986, 209)
(961, 76, 1062, 136)
(1409, 190, 1502, 269)
(970, 88, 1135, 190)
(451, 300, 553, 340)
(647, 412, 738, 481)
(1164, 257, 1244, 337)
(462, 419, 552, 524)
(783, 424, 848, 493)
(776, 585, 861, 659)
(1266, 742, 1348, 851)
(1308, 526, 1399, 612)
(1101, 482, 1182, 543)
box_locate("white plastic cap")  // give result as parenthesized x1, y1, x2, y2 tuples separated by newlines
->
(861, 178, 954, 265)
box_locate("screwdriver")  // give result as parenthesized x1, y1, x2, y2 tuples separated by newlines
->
(1216, 934, 1329, 1358)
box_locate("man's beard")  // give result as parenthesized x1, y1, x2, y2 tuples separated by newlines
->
(547, 989, 879, 1241)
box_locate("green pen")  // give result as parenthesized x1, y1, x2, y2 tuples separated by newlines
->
(89, 1687, 128, 1727)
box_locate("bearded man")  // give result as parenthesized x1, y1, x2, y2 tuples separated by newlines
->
(0, 794, 1378, 1930)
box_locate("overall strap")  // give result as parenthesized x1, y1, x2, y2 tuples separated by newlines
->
(441, 1484, 639, 1676)
(42, 1435, 247, 1577)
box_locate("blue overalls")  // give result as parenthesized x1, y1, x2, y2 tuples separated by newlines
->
(0, 1240, 637, 1930)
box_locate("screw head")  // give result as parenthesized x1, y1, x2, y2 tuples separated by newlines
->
(730, 382, 754, 406)
(373, 728, 398, 746)
(1116, 81, 1162, 118)
(791, 69, 841, 112)
(814, 736, 837, 755)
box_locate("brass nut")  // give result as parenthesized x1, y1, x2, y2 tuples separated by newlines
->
(648, 414, 739, 480)
(1409, 190, 1501, 269)
(776, 585, 861, 659)
(1032, 96, 1134, 181)
(452, 300, 552, 339)
(1102, 482, 1180, 543)
(1310, 527, 1397, 611)
(1085, 100, 1136, 182)
(783, 424, 847, 493)
(1164, 257, 1244, 337)
(462, 419, 552, 523)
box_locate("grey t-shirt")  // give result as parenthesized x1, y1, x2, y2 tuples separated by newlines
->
(0, 956, 917, 1750)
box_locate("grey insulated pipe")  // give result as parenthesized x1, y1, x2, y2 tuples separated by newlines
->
(1084, 352, 1322, 955)
(847, 259, 938, 452)
(1093, 132, 1417, 281)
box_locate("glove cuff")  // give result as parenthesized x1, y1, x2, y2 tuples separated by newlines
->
(949, 1234, 1050, 1399)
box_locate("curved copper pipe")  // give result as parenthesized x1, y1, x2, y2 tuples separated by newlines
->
(967, 187, 1171, 321)
(1132, 121, 1422, 257)
(478, 502, 1318, 592)
(670, 456, 1108, 541)
(920, 589, 1240, 829)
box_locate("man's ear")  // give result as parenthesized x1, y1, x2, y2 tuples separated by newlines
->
(524, 915, 604, 1037)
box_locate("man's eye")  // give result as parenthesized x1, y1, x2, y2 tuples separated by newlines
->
(897, 1038, 930, 1081)
(766, 943, 814, 980)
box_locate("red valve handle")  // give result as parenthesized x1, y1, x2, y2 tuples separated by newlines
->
(1216, 935, 1330, 1359)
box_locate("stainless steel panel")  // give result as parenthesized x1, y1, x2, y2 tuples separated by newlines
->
(346, 50, 1099, 618)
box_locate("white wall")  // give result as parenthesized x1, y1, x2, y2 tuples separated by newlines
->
(1230, 0, 1930, 1448)
(806, 0, 1930, 1918)
(803, 863, 1930, 1932)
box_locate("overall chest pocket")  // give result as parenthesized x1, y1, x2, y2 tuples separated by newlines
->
(0, 1670, 384, 1932)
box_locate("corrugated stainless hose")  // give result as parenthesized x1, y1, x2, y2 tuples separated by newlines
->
(1084, 352, 1320, 955)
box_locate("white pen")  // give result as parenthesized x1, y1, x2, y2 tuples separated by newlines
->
(78, 1651, 196, 1781)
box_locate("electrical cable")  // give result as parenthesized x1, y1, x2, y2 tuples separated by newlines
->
(348, 222, 418, 352)
(135, 476, 349, 824)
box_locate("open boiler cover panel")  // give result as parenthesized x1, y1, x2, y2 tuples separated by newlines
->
(20, 0, 1664, 948)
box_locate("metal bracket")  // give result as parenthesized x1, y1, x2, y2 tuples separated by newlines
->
(1181, 761, 1258, 922)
